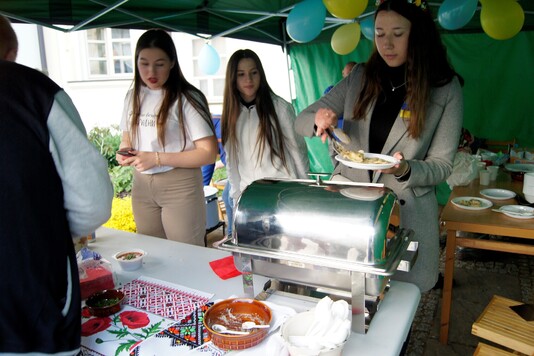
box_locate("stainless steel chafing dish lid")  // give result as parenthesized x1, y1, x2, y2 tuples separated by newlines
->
(220, 178, 410, 276)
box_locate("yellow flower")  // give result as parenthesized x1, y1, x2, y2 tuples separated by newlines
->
(103, 197, 136, 233)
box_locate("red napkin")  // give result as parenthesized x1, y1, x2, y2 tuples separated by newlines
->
(209, 256, 242, 280)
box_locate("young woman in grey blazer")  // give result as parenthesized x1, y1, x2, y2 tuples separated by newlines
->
(295, 0, 463, 292)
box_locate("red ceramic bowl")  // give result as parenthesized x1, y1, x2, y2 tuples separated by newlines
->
(203, 298, 272, 350)
(86, 289, 125, 317)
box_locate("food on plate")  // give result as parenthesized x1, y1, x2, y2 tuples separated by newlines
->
(457, 198, 483, 207)
(340, 148, 390, 164)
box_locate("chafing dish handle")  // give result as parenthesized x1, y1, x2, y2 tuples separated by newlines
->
(397, 241, 418, 272)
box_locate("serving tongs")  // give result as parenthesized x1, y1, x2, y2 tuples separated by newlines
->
(325, 127, 351, 155)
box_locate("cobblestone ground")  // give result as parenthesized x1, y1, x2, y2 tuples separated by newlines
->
(405, 234, 534, 356)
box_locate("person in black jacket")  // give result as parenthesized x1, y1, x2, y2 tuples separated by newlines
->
(0, 15, 113, 355)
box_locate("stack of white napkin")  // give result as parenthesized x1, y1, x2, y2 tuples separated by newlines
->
(288, 296, 352, 351)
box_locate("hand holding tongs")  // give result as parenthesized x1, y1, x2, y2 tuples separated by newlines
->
(325, 126, 351, 154)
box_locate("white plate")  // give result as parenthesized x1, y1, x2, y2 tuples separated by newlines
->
(451, 196, 493, 210)
(497, 205, 534, 219)
(479, 188, 516, 200)
(335, 153, 400, 170)
(504, 163, 534, 173)
(340, 187, 382, 201)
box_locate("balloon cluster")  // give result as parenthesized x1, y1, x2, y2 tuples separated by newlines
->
(286, 0, 369, 55)
(438, 0, 524, 40)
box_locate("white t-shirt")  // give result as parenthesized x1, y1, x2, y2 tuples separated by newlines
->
(120, 86, 214, 174)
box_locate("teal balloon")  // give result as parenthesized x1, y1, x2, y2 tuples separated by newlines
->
(198, 44, 220, 75)
(286, 0, 326, 43)
(438, 0, 478, 30)
(360, 16, 375, 41)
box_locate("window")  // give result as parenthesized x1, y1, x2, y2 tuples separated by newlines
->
(86, 28, 133, 77)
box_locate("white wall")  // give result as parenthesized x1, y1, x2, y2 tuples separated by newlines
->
(12, 24, 292, 131)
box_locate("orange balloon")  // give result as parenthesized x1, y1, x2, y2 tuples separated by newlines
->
(323, 0, 367, 19)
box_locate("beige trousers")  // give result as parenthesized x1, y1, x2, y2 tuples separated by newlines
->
(132, 167, 206, 246)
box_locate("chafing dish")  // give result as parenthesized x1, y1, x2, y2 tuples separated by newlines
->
(215, 177, 416, 333)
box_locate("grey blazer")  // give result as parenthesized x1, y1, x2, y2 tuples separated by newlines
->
(295, 64, 463, 292)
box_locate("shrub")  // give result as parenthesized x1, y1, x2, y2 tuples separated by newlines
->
(88, 125, 133, 197)
(88, 125, 121, 169)
(110, 166, 133, 197)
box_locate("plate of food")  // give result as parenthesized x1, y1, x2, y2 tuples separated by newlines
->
(495, 205, 534, 219)
(451, 196, 493, 210)
(479, 188, 516, 200)
(335, 150, 399, 170)
(504, 163, 534, 173)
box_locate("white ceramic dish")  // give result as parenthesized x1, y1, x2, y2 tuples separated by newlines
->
(451, 196, 493, 210)
(504, 163, 534, 173)
(339, 187, 382, 201)
(496, 205, 534, 219)
(113, 248, 147, 271)
(335, 153, 399, 170)
(479, 188, 516, 200)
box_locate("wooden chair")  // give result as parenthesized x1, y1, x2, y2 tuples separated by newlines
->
(472, 295, 534, 356)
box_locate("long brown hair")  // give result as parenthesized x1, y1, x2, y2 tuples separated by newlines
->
(221, 49, 288, 170)
(130, 29, 214, 149)
(353, 0, 461, 138)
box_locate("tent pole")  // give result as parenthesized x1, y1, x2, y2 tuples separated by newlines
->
(281, 23, 293, 104)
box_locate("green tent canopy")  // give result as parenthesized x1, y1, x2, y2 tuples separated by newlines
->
(2, 0, 534, 146)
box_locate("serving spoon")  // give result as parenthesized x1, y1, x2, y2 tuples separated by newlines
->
(211, 324, 250, 335)
(241, 321, 270, 330)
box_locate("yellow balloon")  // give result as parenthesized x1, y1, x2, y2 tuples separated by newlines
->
(480, 0, 524, 40)
(331, 23, 361, 55)
(323, 0, 367, 19)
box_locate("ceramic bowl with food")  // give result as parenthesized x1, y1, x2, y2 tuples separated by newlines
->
(85, 289, 125, 317)
(203, 298, 272, 350)
(112, 248, 146, 271)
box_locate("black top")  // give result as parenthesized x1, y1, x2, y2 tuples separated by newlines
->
(0, 60, 81, 354)
(369, 64, 407, 154)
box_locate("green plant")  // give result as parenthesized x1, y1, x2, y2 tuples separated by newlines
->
(88, 125, 133, 197)
(88, 125, 122, 169)
(109, 165, 133, 197)
(212, 166, 227, 182)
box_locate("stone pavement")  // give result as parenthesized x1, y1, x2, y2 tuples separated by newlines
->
(206, 228, 534, 355)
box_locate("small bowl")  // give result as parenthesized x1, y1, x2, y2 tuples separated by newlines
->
(86, 289, 125, 317)
(112, 248, 146, 271)
(203, 298, 272, 350)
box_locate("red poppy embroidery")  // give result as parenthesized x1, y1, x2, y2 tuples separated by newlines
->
(119, 311, 150, 329)
(81, 307, 92, 318)
(81, 317, 112, 336)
